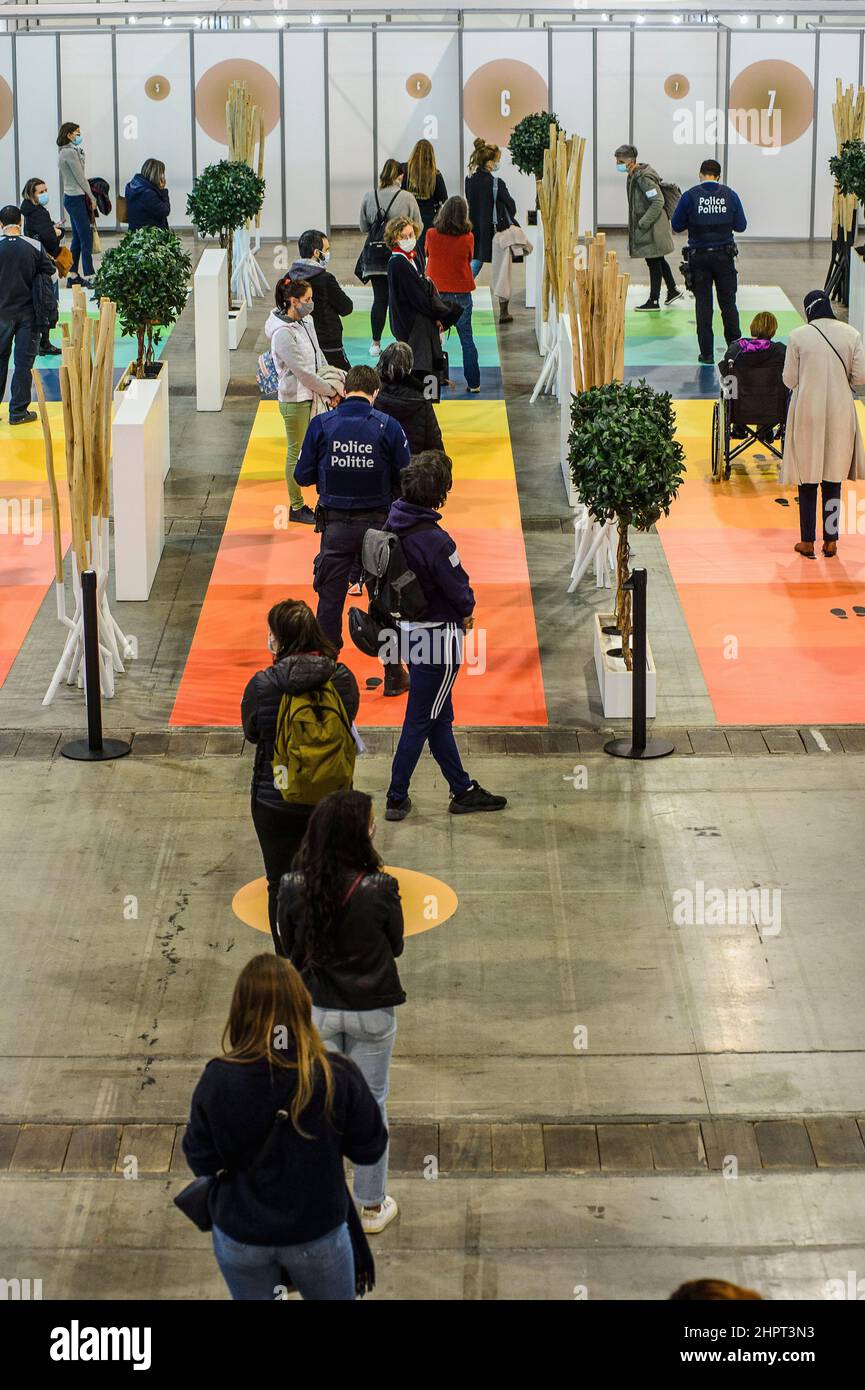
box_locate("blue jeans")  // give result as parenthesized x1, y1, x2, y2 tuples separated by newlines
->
(313, 1006, 396, 1207)
(212, 1221, 355, 1301)
(441, 291, 480, 389)
(0, 317, 38, 420)
(388, 622, 472, 804)
(64, 194, 94, 278)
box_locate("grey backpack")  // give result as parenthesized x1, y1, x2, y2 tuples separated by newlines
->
(660, 181, 682, 219)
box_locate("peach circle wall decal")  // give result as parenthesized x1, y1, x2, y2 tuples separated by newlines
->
(0, 77, 12, 141)
(664, 74, 690, 100)
(195, 59, 281, 142)
(463, 59, 549, 148)
(406, 73, 432, 100)
(145, 75, 171, 102)
(728, 59, 814, 148)
(232, 867, 459, 939)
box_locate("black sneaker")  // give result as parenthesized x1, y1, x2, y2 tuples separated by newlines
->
(289, 504, 316, 525)
(385, 796, 412, 822)
(40, 342, 63, 356)
(383, 664, 410, 697)
(9, 411, 37, 425)
(698, 354, 715, 366)
(665, 289, 684, 305)
(634, 300, 660, 312)
(448, 781, 508, 815)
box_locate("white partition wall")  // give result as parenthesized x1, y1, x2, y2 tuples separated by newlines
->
(116, 30, 193, 229)
(550, 28, 595, 234)
(282, 30, 327, 237)
(59, 34, 116, 205)
(725, 32, 817, 239)
(461, 29, 549, 226)
(329, 29, 374, 227)
(633, 27, 720, 192)
(813, 31, 862, 240)
(193, 31, 283, 237)
(0, 37, 14, 204)
(595, 27, 631, 226)
(14, 36, 60, 219)
(375, 29, 461, 204)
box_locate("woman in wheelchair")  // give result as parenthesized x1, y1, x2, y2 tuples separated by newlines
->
(711, 312, 789, 479)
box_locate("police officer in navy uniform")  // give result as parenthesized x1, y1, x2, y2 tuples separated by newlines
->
(295, 363, 412, 695)
(671, 159, 747, 365)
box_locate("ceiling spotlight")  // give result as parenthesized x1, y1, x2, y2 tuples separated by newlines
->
(242, 15, 251, 24)
(128, 14, 137, 22)
(275, 14, 285, 25)
(162, 15, 172, 25)
(739, 13, 749, 22)
(600, 10, 610, 19)
(776, 13, 785, 22)
(672, 14, 682, 23)
(311, 11, 321, 22)
(636, 14, 646, 24)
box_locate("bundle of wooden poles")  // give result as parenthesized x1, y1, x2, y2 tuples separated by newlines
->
(825, 78, 865, 304)
(568, 231, 629, 392)
(226, 80, 265, 228)
(537, 123, 586, 327)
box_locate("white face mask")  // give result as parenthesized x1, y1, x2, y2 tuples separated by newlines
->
(398, 236, 417, 254)
(319, 249, 331, 265)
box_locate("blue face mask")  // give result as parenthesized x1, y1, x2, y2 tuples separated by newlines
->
(72, 135, 83, 147)
(616, 162, 628, 173)
(38, 192, 50, 206)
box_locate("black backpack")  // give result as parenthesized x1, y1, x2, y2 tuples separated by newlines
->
(360, 190, 401, 277)
(360, 522, 437, 624)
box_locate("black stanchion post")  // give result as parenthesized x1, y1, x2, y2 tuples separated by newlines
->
(605, 567, 674, 761)
(61, 570, 131, 763)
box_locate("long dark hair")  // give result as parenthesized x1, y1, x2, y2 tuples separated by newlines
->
(434, 195, 472, 237)
(268, 599, 337, 664)
(294, 791, 381, 960)
(57, 122, 80, 148)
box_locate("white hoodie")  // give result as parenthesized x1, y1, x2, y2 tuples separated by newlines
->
(264, 310, 336, 404)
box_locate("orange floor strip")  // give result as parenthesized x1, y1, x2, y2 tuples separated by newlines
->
(658, 400, 865, 724)
(170, 400, 547, 728)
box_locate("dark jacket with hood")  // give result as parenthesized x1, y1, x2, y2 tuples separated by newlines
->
(276, 867, 406, 1009)
(464, 167, 517, 265)
(385, 498, 475, 626)
(125, 174, 170, 232)
(241, 652, 360, 812)
(20, 199, 62, 258)
(287, 257, 354, 352)
(374, 374, 443, 455)
(0, 231, 57, 322)
(183, 1048, 387, 1246)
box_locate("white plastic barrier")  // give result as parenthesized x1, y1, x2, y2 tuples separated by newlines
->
(194, 248, 230, 412)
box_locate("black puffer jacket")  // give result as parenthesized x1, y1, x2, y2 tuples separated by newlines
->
(375, 377, 444, 456)
(20, 200, 62, 258)
(276, 868, 406, 1009)
(241, 653, 360, 812)
(287, 258, 354, 353)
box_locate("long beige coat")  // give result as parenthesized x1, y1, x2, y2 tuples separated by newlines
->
(781, 319, 865, 485)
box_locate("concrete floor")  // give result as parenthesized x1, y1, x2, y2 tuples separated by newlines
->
(1, 232, 864, 1301)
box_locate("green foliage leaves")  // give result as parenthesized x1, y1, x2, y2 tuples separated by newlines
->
(829, 140, 865, 204)
(508, 112, 561, 178)
(568, 380, 686, 532)
(186, 160, 266, 241)
(92, 227, 191, 370)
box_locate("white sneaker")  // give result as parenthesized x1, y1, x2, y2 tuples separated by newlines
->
(369, 341, 381, 359)
(360, 1195, 398, 1234)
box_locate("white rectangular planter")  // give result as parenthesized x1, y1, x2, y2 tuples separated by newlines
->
(558, 313, 580, 507)
(529, 213, 544, 338)
(194, 248, 230, 412)
(849, 247, 865, 340)
(228, 299, 247, 350)
(112, 370, 166, 601)
(593, 612, 657, 720)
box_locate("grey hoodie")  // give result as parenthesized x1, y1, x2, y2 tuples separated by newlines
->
(264, 309, 337, 404)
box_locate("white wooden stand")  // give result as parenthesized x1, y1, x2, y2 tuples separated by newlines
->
(195, 248, 230, 412)
(530, 214, 545, 344)
(848, 247, 865, 338)
(112, 371, 167, 600)
(228, 298, 248, 350)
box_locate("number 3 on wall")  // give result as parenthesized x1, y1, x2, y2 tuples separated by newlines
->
(500, 89, 511, 117)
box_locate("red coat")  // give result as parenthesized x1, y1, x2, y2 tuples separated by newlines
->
(423, 229, 476, 294)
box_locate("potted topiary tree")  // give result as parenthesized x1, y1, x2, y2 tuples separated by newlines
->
(568, 380, 685, 716)
(93, 226, 191, 380)
(187, 159, 266, 340)
(509, 110, 561, 222)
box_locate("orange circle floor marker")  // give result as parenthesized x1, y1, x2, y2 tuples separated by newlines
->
(232, 867, 458, 938)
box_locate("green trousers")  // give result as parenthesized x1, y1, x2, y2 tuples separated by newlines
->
(279, 400, 312, 511)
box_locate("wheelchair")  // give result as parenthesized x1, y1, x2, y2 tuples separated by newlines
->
(710, 342, 789, 482)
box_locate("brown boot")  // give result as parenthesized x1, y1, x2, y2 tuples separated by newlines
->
(794, 541, 815, 558)
(822, 540, 838, 557)
(498, 299, 513, 324)
(383, 663, 410, 697)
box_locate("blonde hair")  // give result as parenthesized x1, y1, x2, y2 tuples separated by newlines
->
(222, 955, 334, 1137)
(384, 216, 420, 248)
(750, 311, 777, 340)
(405, 139, 437, 200)
(468, 137, 500, 173)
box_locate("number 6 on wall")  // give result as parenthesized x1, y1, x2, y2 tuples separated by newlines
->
(500, 89, 511, 117)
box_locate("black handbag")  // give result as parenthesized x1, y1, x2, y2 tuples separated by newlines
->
(173, 1108, 289, 1233)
